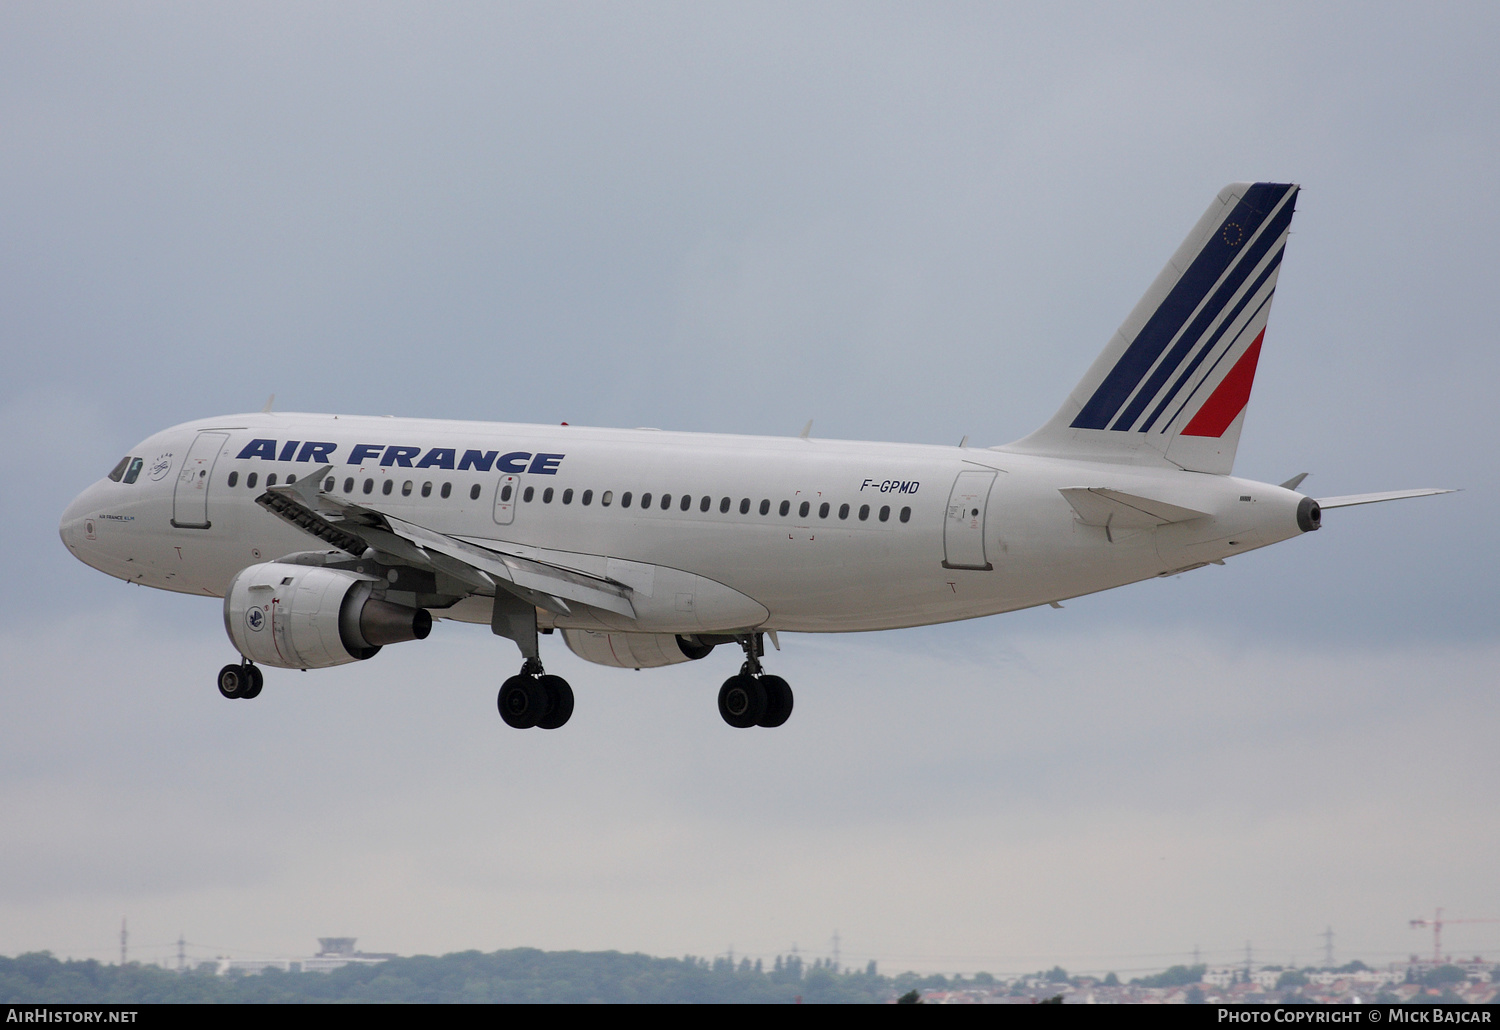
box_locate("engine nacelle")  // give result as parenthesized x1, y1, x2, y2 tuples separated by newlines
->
(224, 562, 431, 670)
(562, 629, 717, 669)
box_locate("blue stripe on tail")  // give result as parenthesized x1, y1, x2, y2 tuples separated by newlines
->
(1137, 245, 1285, 433)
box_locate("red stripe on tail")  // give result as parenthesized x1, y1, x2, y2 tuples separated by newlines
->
(1181, 329, 1264, 438)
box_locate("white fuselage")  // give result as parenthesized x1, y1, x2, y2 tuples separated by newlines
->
(59, 412, 1309, 636)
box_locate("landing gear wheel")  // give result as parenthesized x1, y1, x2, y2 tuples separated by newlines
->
(242, 665, 264, 699)
(757, 674, 793, 727)
(217, 664, 247, 700)
(498, 674, 548, 729)
(536, 675, 574, 730)
(718, 674, 767, 728)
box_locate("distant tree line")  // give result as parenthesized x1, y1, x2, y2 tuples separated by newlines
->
(0, 949, 951, 1004)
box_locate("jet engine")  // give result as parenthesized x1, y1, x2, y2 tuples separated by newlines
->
(562, 629, 718, 669)
(224, 562, 431, 670)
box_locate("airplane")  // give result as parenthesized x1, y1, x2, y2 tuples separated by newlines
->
(58, 182, 1453, 730)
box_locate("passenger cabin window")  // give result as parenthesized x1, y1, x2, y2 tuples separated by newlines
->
(227, 471, 239, 487)
(700, 496, 711, 513)
(441, 482, 452, 499)
(248, 472, 259, 489)
(582, 490, 593, 505)
(543, 487, 554, 503)
(601, 490, 612, 506)
(778, 500, 790, 517)
(621, 492, 633, 508)
(900, 506, 911, 523)
(858, 504, 870, 521)
(266, 473, 278, 487)
(344, 478, 355, 493)
(470, 484, 481, 500)
(325, 477, 336, 491)
(879, 505, 890, 522)
(720, 497, 731, 514)
(818, 502, 829, 518)
(839, 503, 850, 519)
(402, 481, 413, 497)
(523, 486, 534, 502)
(640, 492, 652, 508)
(500, 484, 512, 501)
(363, 478, 374, 494)
(759, 499, 770, 516)
(384, 480, 395, 496)
(421, 482, 432, 498)
(107, 457, 130, 482)
(798, 501, 810, 518)
(562, 488, 573, 504)
(123, 458, 144, 484)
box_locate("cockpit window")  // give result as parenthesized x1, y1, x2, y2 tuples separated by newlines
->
(122, 458, 144, 484)
(107, 457, 130, 482)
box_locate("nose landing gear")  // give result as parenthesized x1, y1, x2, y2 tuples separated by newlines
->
(216, 662, 263, 700)
(497, 657, 574, 729)
(717, 634, 793, 728)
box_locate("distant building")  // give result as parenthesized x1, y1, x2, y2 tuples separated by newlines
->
(213, 938, 396, 976)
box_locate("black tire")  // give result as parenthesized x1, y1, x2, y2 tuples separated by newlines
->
(498, 674, 547, 729)
(217, 664, 246, 700)
(536, 675, 574, 729)
(757, 674, 793, 727)
(242, 665, 264, 699)
(718, 674, 766, 728)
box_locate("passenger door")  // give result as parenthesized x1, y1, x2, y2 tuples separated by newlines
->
(172, 432, 229, 529)
(942, 470, 996, 570)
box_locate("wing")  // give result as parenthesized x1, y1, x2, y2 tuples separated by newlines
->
(256, 467, 636, 619)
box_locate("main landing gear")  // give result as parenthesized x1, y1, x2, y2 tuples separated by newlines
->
(497, 657, 574, 729)
(717, 634, 793, 728)
(217, 662, 263, 700)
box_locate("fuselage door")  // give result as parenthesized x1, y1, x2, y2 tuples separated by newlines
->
(172, 431, 229, 529)
(493, 475, 519, 525)
(942, 469, 996, 570)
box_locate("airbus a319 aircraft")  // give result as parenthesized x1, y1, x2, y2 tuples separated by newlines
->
(59, 183, 1452, 730)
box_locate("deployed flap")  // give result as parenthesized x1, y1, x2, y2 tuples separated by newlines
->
(256, 481, 637, 619)
(1060, 487, 1209, 528)
(1316, 488, 1456, 509)
(371, 512, 635, 619)
(257, 467, 368, 555)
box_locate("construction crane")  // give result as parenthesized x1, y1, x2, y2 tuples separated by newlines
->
(1409, 908, 1500, 964)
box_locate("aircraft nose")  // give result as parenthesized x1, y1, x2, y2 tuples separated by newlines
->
(59, 485, 97, 552)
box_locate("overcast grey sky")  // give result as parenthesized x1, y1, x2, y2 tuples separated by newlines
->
(2, 3, 1496, 975)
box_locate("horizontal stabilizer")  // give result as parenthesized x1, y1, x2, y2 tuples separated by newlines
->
(1060, 487, 1209, 528)
(1316, 488, 1457, 509)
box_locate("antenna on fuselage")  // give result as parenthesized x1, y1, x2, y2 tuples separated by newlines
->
(262, 394, 275, 413)
(798, 420, 812, 440)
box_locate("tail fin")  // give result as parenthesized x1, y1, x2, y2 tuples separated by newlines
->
(1001, 182, 1299, 474)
